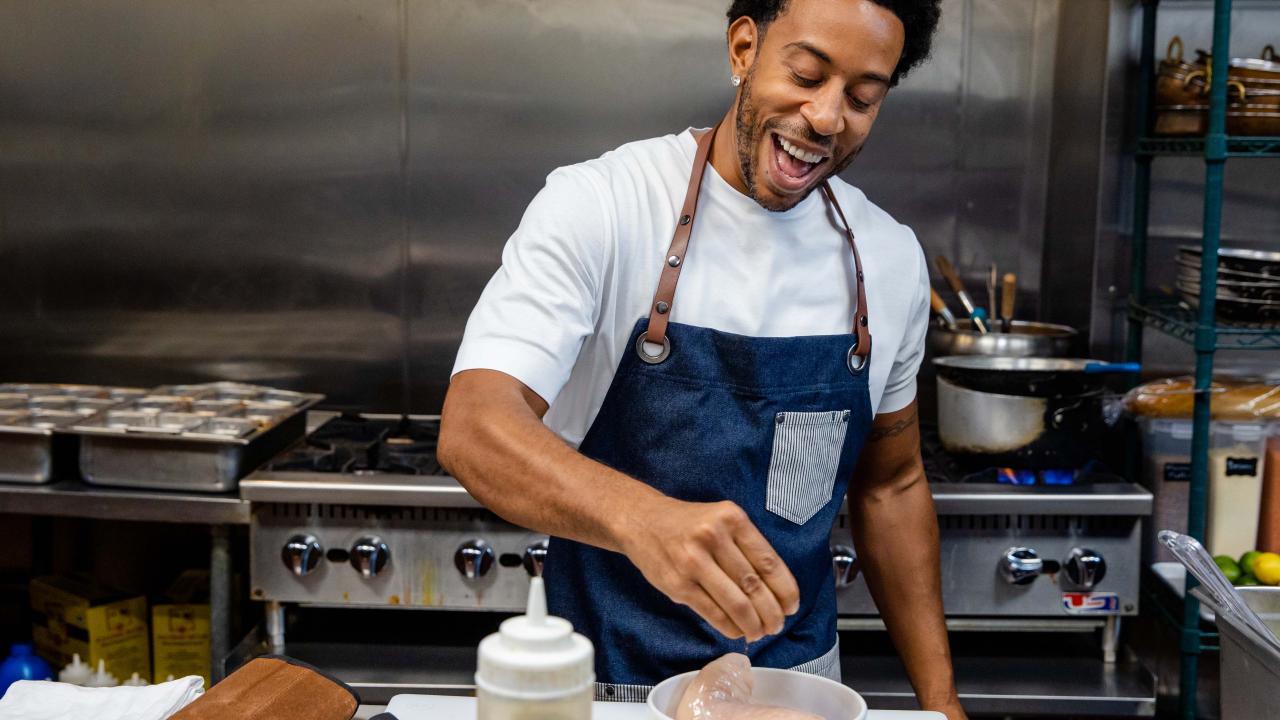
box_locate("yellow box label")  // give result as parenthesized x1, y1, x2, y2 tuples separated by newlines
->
(152, 604, 210, 687)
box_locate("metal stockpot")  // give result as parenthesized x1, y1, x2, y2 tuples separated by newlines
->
(927, 320, 1078, 358)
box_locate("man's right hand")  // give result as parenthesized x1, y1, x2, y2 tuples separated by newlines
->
(617, 497, 800, 642)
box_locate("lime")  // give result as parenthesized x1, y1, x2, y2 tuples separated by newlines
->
(1253, 553, 1280, 586)
(1238, 575, 1261, 586)
(1215, 555, 1242, 583)
(1240, 550, 1264, 577)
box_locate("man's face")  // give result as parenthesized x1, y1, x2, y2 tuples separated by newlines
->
(731, 0, 904, 211)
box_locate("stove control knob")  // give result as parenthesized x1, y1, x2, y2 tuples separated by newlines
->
(523, 539, 549, 577)
(455, 539, 496, 579)
(282, 535, 323, 577)
(999, 547, 1043, 586)
(1064, 547, 1107, 590)
(831, 545, 860, 587)
(350, 536, 390, 579)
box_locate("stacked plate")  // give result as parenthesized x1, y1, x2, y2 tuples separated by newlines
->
(1176, 246, 1280, 324)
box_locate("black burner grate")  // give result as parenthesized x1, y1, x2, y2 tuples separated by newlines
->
(266, 414, 445, 476)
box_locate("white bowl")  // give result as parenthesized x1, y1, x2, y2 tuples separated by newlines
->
(647, 667, 869, 720)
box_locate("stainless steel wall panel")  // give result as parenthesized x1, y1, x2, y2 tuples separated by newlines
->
(848, 0, 1059, 302)
(403, 0, 731, 412)
(0, 0, 406, 410)
(2, 0, 1067, 413)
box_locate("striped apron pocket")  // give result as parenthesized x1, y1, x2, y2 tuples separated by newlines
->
(765, 410, 850, 524)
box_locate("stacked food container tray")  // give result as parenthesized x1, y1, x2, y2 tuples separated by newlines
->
(0, 382, 322, 492)
(0, 384, 148, 484)
(67, 382, 323, 492)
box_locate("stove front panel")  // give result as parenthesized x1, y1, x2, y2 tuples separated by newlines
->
(253, 503, 1142, 618)
(831, 513, 1143, 617)
(251, 503, 545, 609)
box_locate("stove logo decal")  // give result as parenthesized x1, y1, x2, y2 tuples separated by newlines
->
(1062, 592, 1120, 615)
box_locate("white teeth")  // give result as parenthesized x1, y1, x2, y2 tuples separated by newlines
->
(777, 135, 825, 164)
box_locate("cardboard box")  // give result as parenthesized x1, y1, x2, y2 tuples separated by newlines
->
(30, 575, 150, 680)
(152, 569, 210, 687)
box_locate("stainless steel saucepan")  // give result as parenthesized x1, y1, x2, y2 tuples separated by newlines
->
(932, 356, 1140, 468)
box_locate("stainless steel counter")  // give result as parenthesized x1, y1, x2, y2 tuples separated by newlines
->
(0, 478, 250, 524)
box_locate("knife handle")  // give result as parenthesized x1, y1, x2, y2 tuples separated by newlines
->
(1001, 273, 1017, 325)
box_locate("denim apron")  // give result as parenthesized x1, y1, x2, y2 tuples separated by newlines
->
(542, 124, 874, 701)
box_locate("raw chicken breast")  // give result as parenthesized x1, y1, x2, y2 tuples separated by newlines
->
(676, 653, 822, 720)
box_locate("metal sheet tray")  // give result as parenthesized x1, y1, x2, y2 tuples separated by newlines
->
(68, 382, 323, 493)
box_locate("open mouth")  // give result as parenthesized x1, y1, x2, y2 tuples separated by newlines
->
(768, 132, 828, 193)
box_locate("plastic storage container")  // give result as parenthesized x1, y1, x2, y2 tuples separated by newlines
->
(1140, 418, 1269, 561)
(1259, 428, 1280, 553)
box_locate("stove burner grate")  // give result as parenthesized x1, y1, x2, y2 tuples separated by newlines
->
(265, 414, 445, 476)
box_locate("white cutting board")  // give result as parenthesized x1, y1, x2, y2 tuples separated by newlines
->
(386, 694, 945, 719)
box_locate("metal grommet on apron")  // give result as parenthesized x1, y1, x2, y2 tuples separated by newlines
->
(635, 334, 671, 364)
(543, 122, 876, 693)
(847, 343, 867, 374)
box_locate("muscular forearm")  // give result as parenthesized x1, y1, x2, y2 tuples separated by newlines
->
(440, 369, 801, 642)
(851, 472, 958, 709)
(438, 369, 662, 553)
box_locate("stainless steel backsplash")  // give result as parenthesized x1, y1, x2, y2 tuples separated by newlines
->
(0, 0, 1063, 411)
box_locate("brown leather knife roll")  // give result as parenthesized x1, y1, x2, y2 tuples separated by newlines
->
(172, 655, 360, 720)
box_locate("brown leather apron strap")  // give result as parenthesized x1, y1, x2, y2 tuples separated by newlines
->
(643, 124, 719, 347)
(821, 182, 872, 361)
(641, 125, 872, 365)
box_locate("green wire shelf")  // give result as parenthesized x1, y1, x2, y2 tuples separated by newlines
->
(1128, 298, 1280, 350)
(1136, 136, 1280, 157)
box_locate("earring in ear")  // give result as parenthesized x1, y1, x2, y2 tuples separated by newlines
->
(731, 74, 742, 87)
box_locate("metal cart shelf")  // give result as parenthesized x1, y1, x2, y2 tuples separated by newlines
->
(1124, 2, 1280, 719)
(1129, 298, 1280, 351)
(1135, 135, 1280, 157)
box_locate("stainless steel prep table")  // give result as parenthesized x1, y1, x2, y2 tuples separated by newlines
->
(0, 478, 249, 683)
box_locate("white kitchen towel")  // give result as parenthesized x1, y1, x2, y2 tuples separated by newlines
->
(0, 676, 204, 720)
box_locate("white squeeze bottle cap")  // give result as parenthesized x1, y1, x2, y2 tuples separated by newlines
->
(58, 653, 92, 685)
(83, 658, 119, 688)
(475, 577, 594, 714)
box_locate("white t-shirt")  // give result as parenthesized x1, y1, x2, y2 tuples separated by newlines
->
(452, 129, 930, 448)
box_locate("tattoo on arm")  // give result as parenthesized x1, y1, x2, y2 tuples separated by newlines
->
(867, 407, 918, 442)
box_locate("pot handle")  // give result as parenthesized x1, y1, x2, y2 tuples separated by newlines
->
(1083, 362, 1141, 375)
(1049, 396, 1094, 433)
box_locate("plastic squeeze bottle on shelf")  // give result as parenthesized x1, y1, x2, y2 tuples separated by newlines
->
(475, 577, 594, 720)
(122, 672, 149, 687)
(83, 659, 119, 688)
(58, 653, 92, 685)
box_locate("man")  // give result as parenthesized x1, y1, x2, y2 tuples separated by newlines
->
(440, 0, 965, 717)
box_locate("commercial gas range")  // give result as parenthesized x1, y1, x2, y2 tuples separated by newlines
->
(238, 413, 1156, 714)
(243, 414, 1151, 623)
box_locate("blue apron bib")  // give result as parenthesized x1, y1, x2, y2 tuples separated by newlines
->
(542, 124, 875, 699)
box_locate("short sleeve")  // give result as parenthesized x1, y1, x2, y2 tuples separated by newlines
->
(878, 236, 929, 414)
(450, 166, 610, 405)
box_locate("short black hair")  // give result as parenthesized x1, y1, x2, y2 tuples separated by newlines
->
(726, 0, 942, 86)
